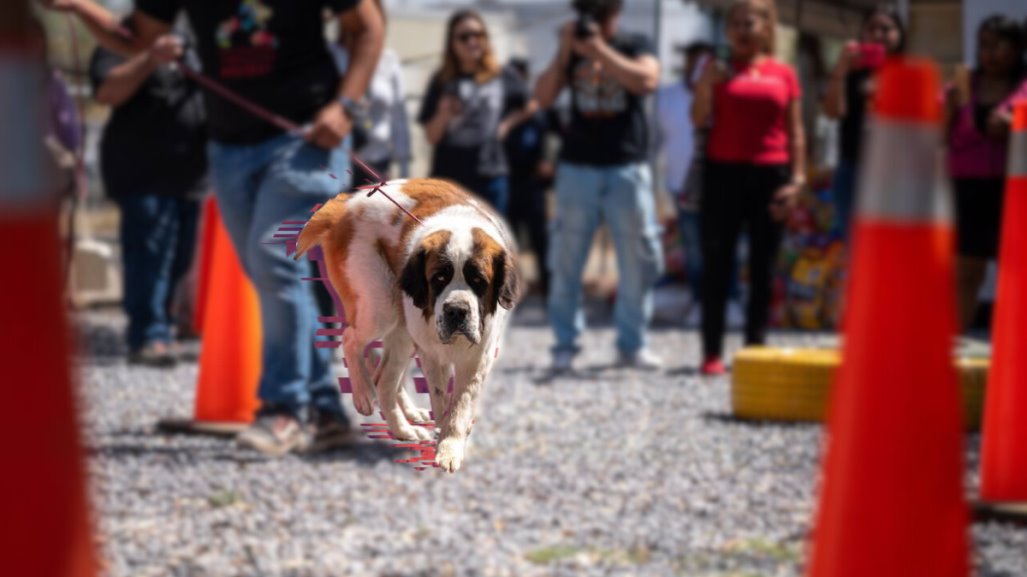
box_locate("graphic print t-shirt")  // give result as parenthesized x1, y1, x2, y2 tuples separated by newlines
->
(561, 32, 655, 166)
(417, 67, 528, 186)
(136, 0, 358, 144)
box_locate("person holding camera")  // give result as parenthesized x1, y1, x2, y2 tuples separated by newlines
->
(822, 4, 906, 240)
(691, 0, 806, 376)
(535, 0, 662, 372)
(419, 9, 533, 215)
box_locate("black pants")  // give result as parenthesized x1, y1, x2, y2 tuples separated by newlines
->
(507, 176, 550, 296)
(701, 162, 789, 358)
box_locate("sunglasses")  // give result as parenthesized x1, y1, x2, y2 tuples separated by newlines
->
(455, 31, 485, 44)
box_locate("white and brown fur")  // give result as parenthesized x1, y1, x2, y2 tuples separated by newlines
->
(295, 178, 520, 473)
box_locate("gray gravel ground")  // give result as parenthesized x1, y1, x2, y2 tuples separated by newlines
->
(76, 301, 1027, 577)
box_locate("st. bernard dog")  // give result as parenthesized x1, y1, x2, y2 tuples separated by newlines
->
(295, 178, 521, 473)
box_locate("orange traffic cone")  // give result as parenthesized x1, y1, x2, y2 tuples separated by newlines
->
(807, 59, 968, 577)
(979, 101, 1027, 505)
(0, 8, 99, 575)
(159, 204, 262, 435)
(191, 195, 217, 335)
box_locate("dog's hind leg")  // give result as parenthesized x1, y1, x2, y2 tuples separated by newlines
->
(375, 330, 432, 441)
(342, 327, 376, 416)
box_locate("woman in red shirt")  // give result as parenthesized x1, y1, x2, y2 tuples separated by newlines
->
(691, 0, 806, 375)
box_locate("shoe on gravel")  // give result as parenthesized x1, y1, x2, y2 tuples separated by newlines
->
(236, 410, 308, 456)
(127, 341, 177, 368)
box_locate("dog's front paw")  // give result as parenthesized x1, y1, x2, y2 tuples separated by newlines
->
(403, 406, 432, 425)
(435, 437, 465, 473)
(393, 423, 434, 442)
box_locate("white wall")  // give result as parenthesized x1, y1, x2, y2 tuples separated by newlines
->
(963, 0, 1027, 65)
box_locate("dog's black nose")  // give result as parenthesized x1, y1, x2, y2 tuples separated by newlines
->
(443, 302, 470, 325)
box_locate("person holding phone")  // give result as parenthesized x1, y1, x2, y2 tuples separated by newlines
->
(418, 9, 533, 215)
(691, 0, 806, 376)
(945, 15, 1027, 331)
(822, 4, 906, 240)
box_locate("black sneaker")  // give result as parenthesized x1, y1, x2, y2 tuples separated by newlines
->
(236, 410, 308, 456)
(302, 410, 353, 453)
(128, 341, 177, 368)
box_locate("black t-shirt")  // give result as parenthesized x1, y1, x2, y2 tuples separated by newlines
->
(560, 32, 655, 166)
(89, 42, 208, 198)
(136, 0, 358, 144)
(838, 69, 872, 163)
(417, 66, 528, 186)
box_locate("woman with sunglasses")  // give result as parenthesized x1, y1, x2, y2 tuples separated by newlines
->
(418, 10, 534, 215)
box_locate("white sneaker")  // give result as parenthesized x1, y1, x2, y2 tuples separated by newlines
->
(551, 350, 576, 373)
(727, 300, 746, 330)
(618, 348, 664, 371)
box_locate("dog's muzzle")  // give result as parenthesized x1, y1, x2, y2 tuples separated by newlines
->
(439, 301, 480, 345)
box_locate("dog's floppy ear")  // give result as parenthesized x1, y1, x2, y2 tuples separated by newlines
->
(492, 250, 522, 311)
(399, 247, 430, 309)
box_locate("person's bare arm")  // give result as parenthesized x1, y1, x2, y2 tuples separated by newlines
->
(336, 0, 384, 104)
(534, 23, 574, 109)
(95, 36, 182, 106)
(40, 0, 170, 56)
(691, 60, 723, 127)
(423, 93, 457, 146)
(771, 99, 807, 221)
(822, 43, 855, 119)
(582, 39, 659, 96)
(306, 0, 384, 149)
(498, 99, 539, 141)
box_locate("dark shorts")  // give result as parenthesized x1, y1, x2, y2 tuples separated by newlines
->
(953, 178, 1004, 258)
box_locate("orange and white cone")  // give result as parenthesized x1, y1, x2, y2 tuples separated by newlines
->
(158, 208, 262, 435)
(0, 5, 99, 575)
(806, 58, 968, 577)
(979, 100, 1027, 507)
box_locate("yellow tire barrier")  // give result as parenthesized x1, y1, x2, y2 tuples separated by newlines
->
(731, 346, 989, 429)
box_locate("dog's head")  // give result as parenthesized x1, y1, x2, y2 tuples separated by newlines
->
(400, 227, 521, 345)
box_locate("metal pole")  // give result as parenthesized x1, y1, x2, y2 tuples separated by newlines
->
(651, 0, 663, 201)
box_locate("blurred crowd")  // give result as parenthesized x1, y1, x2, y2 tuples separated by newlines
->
(38, 0, 1027, 455)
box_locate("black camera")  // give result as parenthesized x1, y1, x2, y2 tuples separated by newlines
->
(572, 0, 620, 39)
(574, 12, 596, 40)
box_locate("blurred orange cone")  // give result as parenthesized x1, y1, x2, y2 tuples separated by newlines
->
(191, 195, 218, 335)
(159, 205, 262, 435)
(0, 6, 99, 575)
(807, 59, 968, 577)
(979, 101, 1027, 504)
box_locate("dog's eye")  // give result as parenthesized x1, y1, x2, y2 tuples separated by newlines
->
(434, 273, 448, 284)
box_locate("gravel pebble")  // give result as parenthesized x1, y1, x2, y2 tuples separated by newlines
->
(76, 304, 1027, 577)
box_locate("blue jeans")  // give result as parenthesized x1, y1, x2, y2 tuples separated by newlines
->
(833, 159, 858, 241)
(548, 162, 663, 355)
(207, 133, 351, 419)
(116, 194, 199, 351)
